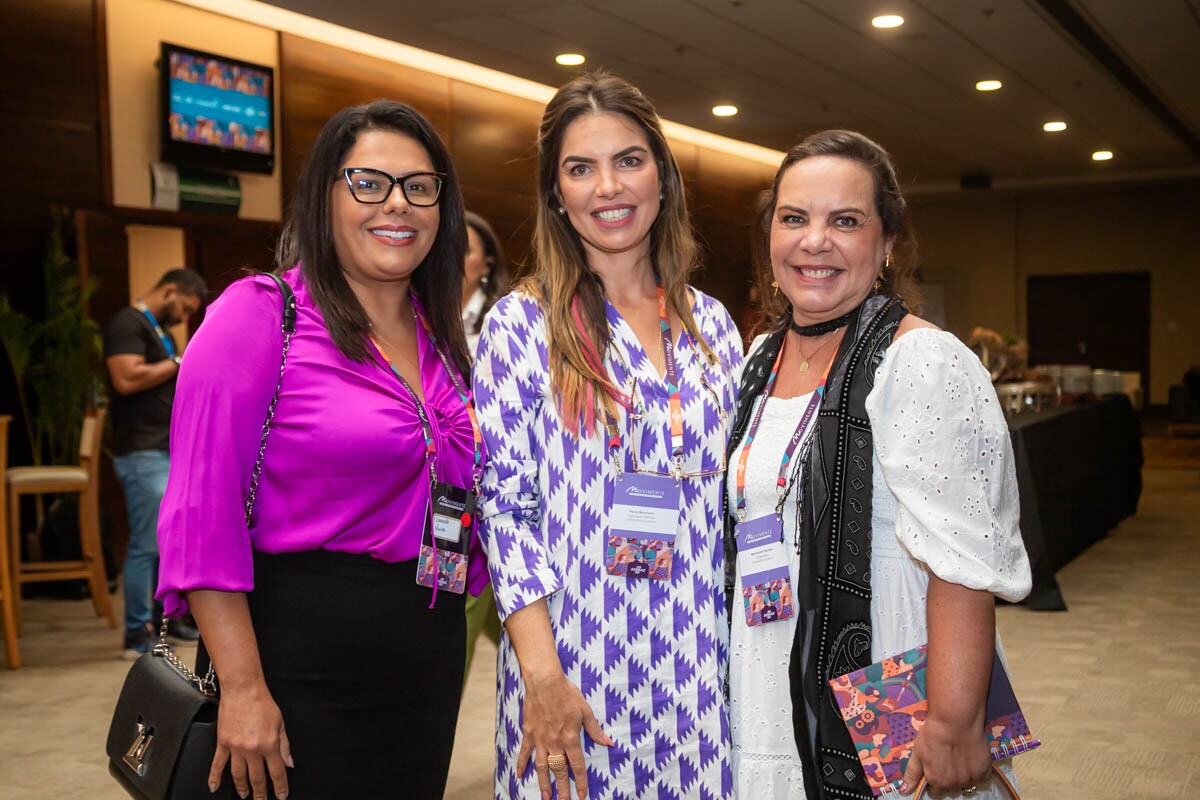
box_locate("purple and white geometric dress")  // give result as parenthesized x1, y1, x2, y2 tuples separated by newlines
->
(473, 289, 744, 800)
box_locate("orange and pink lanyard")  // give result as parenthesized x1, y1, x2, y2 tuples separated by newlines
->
(734, 338, 833, 521)
(367, 293, 483, 487)
(603, 280, 686, 474)
(368, 295, 484, 607)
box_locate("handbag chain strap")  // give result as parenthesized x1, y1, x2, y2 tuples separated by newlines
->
(153, 628, 215, 695)
(244, 310, 294, 528)
(154, 274, 297, 696)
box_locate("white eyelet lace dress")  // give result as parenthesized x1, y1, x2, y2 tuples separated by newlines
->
(729, 329, 1033, 800)
(728, 391, 817, 799)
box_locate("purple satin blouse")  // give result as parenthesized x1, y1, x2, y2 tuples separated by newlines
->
(156, 267, 488, 616)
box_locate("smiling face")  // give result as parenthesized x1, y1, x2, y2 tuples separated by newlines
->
(556, 111, 661, 266)
(770, 155, 893, 324)
(330, 128, 440, 292)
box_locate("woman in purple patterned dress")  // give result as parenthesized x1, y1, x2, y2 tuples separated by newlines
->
(473, 73, 743, 800)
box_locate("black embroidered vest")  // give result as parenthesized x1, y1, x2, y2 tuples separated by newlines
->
(724, 296, 907, 799)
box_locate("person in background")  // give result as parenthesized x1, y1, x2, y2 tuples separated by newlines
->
(474, 72, 742, 800)
(157, 100, 486, 800)
(461, 210, 508, 676)
(725, 130, 1031, 799)
(103, 267, 206, 658)
(461, 209, 510, 358)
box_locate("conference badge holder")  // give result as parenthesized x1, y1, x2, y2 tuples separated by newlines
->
(605, 472, 679, 581)
(735, 515, 794, 627)
(416, 480, 475, 595)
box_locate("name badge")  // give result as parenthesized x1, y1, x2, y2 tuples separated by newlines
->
(735, 515, 794, 627)
(416, 480, 475, 595)
(416, 546, 468, 594)
(430, 481, 476, 550)
(606, 473, 679, 581)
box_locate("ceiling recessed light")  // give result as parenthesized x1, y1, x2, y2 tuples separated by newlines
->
(975, 80, 1003, 92)
(712, 105, 738, 117)
(1043, 121, 1068, 132)
(1092, 150, 1114, 161)
(872, 15, 904, 28)
(555, 53, 585, 66)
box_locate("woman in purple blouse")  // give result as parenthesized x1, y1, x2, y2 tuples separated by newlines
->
(157, 101, 486, 799)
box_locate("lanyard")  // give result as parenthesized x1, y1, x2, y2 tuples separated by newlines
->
(601, 279, 687, 475)
(657, 282, 685, 463)
(734, 337, 833, 520)
(411, 293, 484, 490)
(367, 293, 484, 491)
(136, 301, 176, 357)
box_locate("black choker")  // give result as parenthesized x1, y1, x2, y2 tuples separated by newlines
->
(788, 309, 855, 337)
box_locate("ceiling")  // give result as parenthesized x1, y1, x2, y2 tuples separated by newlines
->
(263, 0, 1200, 190)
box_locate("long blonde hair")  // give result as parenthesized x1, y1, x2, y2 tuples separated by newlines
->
(521, 72, 713, 435)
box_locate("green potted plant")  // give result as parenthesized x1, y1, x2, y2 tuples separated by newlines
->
(0, 206, 103, 464)
(0, 206, 104, 565)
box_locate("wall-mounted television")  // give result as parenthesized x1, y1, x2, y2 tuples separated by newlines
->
(160, 42, 275, 175)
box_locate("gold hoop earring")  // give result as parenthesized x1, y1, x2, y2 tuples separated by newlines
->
(771, 280, 780, 297)
(885, 252, 893, 270)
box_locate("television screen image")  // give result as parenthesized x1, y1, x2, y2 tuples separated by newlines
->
(167, 50, 271, 154)
(160, 43, 275, 174)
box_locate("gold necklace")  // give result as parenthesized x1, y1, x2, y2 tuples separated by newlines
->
(793, 332, 839, 373)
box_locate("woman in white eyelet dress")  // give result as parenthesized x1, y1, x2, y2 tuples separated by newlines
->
(728, 128, 1032, 800)
(729, 330, 1032, 800)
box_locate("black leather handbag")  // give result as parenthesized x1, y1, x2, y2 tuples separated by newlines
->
(105, 273, 296, 800)
(106, 639, 235, 800)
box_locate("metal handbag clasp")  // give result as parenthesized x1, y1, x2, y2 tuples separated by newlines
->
(123, 718, 154, 777)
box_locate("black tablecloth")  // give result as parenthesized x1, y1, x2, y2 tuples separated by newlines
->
(1007, 394, 1143, 610)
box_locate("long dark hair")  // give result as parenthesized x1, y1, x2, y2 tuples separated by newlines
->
(752, 129, 921, 334)
(277, 99, 470, 376)
(463, 210, 509, 336)
(520, 71, 712, 435)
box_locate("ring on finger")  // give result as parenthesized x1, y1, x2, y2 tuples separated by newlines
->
(963, 787, 977, 795)
(546, 753, 569, 773)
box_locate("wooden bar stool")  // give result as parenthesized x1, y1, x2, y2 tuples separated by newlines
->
(7, 408, 115, 637)
(0, 415, 18, 668)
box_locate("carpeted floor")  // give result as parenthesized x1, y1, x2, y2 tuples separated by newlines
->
(0, 468, 1197, 798)
(1143, 435, 1200, 470)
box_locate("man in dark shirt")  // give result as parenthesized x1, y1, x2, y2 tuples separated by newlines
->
(104, 268, 206, 657)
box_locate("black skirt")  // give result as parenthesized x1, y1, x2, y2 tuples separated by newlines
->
(247, 550, 466, 799)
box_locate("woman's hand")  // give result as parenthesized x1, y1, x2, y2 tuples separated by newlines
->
(210, 681, 294, 800)
(899, 575, 998, 797)
(900, 714, 991, 797)
(517, 673, 613, 800)
(185, 590, 292, 800)
(503, 598, 613, 800)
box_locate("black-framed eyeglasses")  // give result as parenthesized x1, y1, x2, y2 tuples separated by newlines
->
(341, 168, 445, 206)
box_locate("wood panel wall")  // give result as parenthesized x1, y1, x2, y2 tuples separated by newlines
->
(76, 208, 280, 328)
(279, 33, 773, 330)
(0, 0, 106, 467)
(0, 0, 105, 305)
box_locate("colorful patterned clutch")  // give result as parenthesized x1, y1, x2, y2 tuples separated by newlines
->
(829, 645, 1040, 798)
